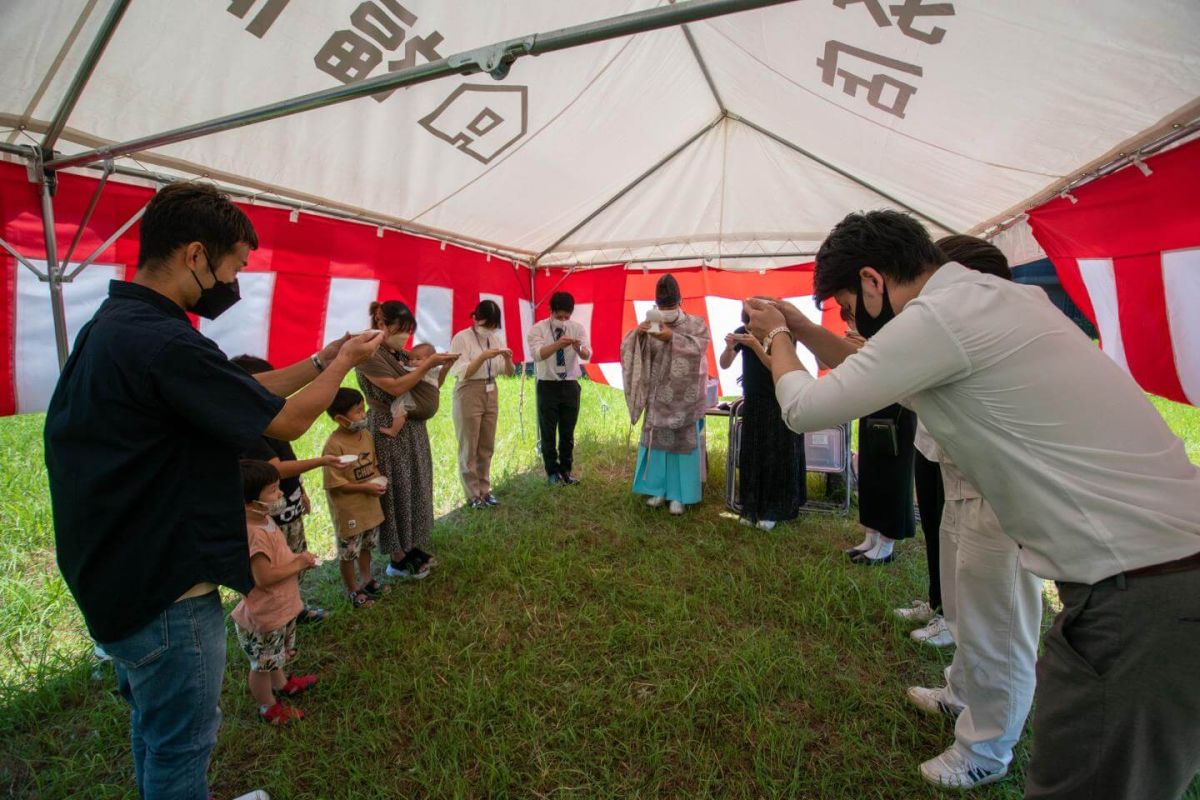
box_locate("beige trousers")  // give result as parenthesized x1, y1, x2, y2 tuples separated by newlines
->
(452, 379, 499, 501)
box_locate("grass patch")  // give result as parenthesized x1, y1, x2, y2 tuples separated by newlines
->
(1, 378, 1197, 799)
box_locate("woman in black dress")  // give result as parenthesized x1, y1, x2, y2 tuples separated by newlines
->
(848, 403, 917, 563)
(720, 317, 806, 530)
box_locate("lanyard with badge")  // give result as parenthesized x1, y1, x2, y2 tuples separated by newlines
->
(474, 329, 496, 391)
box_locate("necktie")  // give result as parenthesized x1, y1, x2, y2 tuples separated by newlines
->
(554, 326, 567, 379)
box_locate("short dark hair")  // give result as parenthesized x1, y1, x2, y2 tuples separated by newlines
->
(137, 182, 258, 271)
(549, 292, 575, 314)
(371, 300, 416, 333)
(935, 235, 1012, 281)
(814, 210, 942, 303)
(472, 299, 502, 329)
(327, 387, 364, 420)
(240, 459, 279, 504)
(230, 354, 274, 375)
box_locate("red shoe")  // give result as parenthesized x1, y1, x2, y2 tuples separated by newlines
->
(260, 701, 304, 726)
(279, 674, 318, 697)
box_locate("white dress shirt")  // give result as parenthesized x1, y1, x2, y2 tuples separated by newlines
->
(527, 318, 590, 381)
(448, 327, 508, 381)
(777, 262, 1200, 584)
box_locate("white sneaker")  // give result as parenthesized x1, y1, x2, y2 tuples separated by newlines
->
(919, 746, 1007, 790)
(669, 500, 685, 515)
(646, 495, 666, 508)
(910, 615, 954, 648)
(893, 599, 935, 623)
(738, 517, 754, 527)
(232, 792, 271, 800)
(756, 520, 776, 531)
(905, 686, 964, 718)
(385, 563, 430, 580)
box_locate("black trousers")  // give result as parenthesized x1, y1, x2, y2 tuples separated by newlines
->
(913, 450, 945, 613)
(536, 379, 581, 476)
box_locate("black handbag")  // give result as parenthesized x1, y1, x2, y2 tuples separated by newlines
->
(862, 407, 903, 457)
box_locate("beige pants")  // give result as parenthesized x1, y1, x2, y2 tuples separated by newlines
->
(453, 379, 499, 500)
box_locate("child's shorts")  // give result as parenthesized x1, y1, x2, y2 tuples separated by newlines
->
(234, 618, 297, 672)
(337, 526, 379, 562)
(278, 517, 307, 554)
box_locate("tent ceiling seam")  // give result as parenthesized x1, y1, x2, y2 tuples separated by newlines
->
(730, 113, 959, 234)
(706, 25, 1062, 180)
(0, 134, 537, 265)
(680, 23, 726, 113)
(533, 114, 725, 264)
(6, 0, 103, 147)
(408, 33, 643, 224)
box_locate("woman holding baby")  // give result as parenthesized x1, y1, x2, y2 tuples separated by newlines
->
(356, 300, 457, 579)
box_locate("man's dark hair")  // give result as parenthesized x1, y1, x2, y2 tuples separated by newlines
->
(137, 182, 258, 271)
(371, 300, 416, 333)
(814, 210, 942, 303)
(240, 459, 280, 504)
(230, 354, 274, 375)
(472, 299, 502, 329)
(936, 235, 1012, 281)
(549, 292, 575, 314)
(327, 387, 365, 420)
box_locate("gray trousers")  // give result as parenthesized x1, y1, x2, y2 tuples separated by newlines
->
(1025, 567, 1200, 799)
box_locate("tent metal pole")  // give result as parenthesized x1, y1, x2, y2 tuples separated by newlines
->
(544, 250, 818, 268)
(65, 202, 147, 281)
(41, 0, 132, 153)
(40, 180, 71, 368)
(60, 159, 114, 269)
(681, 25, 725, 113)
(730, 113, 960, 235)
(0, 235, 48, 280)
(44, 0, 797, 172)
(534, 115, 724, 264)
(3, 142, 536, 265)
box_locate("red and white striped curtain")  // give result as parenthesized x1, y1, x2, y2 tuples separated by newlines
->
(1028, 138, 1200, 406)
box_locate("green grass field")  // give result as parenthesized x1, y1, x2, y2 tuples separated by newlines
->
(1, 379, 1197, 799)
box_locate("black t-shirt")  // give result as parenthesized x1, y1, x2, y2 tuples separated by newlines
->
(244, 436, 306, 526)
(44, 281, 286, 643)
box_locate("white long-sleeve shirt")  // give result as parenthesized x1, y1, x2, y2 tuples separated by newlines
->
(526, 318, 590, 381)
(777, 262, 1200, 584)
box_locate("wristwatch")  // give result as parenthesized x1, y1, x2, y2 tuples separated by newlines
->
(763, 326, 793, 353)
(311, 353, 325, 372)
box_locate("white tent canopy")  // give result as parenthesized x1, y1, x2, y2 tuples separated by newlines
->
(2, 0, 1198, 269)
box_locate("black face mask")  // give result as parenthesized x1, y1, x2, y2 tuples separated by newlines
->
(190, 249, 241, 320)
(854, 278, 895, 340)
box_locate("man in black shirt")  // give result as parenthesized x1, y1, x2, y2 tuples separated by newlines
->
(44, 182, 382, 799)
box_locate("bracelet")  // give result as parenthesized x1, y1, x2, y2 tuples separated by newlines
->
(311, 353, 325, 372)
(763, 326, 793, 353)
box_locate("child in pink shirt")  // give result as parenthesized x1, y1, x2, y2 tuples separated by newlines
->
(231, 460, 319, 725)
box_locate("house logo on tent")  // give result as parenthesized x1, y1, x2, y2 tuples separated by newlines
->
(418, 84, 529, 165)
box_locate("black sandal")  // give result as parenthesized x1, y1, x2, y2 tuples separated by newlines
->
(348, 591, 375, 609)
(360, 579, 390, 597)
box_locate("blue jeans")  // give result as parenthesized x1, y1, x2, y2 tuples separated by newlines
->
(101, 591, 225, 800)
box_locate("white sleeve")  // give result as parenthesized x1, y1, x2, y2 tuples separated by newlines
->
(775, 300, 971, 433)
(448, 331, 471, 378)
(527, 322, 548, 363)
(575, 321, 592, 361)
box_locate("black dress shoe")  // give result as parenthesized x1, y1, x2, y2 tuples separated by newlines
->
(851, 552, 896, 566)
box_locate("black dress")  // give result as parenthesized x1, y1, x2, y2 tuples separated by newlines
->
(857, 403, 917, 539)
(735, 327, 806, 522)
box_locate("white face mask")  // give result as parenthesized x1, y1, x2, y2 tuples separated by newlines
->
(386, 331, 409, 351)
(659, 308, 681, 323)
(474, 323, 493, 336)
(253, 496, 287, 517)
